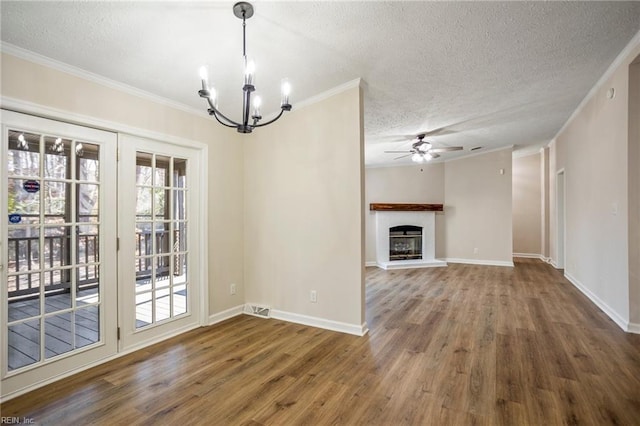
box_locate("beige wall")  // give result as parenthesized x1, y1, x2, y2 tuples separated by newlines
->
(628, 58, 640, 325)
(364, 164, 445, 262)
(512, 153, 542, 255)
(541, 147, 550, 259)
(444, 148, 513, 264)
(549, 38, 640, 328)
(244, 86, 365, 329)
(1, 52, 245, 317)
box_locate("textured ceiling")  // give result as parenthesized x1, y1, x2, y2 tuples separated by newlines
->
(1, 1, 640, 166)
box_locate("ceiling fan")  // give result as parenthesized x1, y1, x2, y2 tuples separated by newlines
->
(385, 134, 463, 162)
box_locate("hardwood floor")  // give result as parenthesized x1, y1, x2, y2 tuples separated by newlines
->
(2, 258, 640, 425)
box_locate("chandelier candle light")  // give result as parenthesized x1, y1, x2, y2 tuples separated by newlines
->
(198, 2, 292, 133)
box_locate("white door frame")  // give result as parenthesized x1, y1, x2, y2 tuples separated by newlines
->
(117, 133, 208, 353)
(556, 169, 566, 269)
(1, 110, 118, 399)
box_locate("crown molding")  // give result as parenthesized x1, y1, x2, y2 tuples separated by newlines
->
(293, 78, 363, 112)
(1, 41, 209, 119)
(1, 42, 363, 124)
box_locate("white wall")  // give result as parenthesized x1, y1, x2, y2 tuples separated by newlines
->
(444, 148, 514, 265)
(512, 153, 542, 256)
(243, 85, 365, 333)
(548, 34, 640, 330)
(364, 163, 445, 262)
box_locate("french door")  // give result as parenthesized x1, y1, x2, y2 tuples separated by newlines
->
(1, 112, 204, 399)
(1, 110, 117, 398)
(117, 134, 202, 352)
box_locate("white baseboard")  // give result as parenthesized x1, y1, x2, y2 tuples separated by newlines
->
(365, 261, 377, 267)
(628, 322, 640, 334)
(376, 259, 447, 270)
(270, 309, 368, 336)
(564, 272, 633, 333)
(513, 253, 545, 260)
(208, 304, 244, 325)
(444, 258, 514, 267)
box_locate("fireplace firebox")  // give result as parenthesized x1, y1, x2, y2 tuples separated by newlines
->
(389, 225, 423, 260)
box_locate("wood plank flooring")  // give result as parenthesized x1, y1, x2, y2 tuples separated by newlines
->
(2, 258, 640, 425)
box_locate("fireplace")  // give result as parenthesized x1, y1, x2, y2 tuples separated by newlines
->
(372, 206, 446, 269)
(389, 225, 422, 260)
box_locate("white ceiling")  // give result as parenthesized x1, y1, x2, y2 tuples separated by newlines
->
(2, 1, 639, 166)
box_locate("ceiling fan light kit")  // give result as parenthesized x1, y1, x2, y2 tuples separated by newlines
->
(385, 134, 463, 163)
(198, 2, 292, 134)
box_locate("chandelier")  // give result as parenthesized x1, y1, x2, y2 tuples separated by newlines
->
(198, 2, 292, 134)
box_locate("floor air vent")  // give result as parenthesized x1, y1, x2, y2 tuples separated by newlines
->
(244, 304, 271, 318)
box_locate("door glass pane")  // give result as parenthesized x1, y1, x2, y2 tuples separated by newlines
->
(154, 189, 169, 217)
(5, 129, 104, 371)
(75, 306, 99, 348)
(173, 284, 187, 316)
(156, 288, 171, 321)
(8, 227, 40, 272)
(77, 224, 99, 264)
(7, 130, 40, 177)
(44, 136, 71, 179)
(44, 226, 72, 267)
(44, 290, 71, 313)
(8, 178, 41, 219)
(45, 313, 74, 359)
(8, 319, 41, 370)
(135, 292, 153, 328)
(8, 294, 40, 321)
(44, 181, 69, 216)
(77, 143, 100, 182)
(156, 223, 171, 254)
(173, 158, 187, 188)
(136, 188, 152, 216)
(155, 155, 170, 187)
(134, 152, 189, 329)
(78, 184, 99, 216)
(175, 253, 188, 285)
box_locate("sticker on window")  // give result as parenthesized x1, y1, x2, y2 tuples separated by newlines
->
(23, 180, 40, 193)
(9, 214, 22, 224)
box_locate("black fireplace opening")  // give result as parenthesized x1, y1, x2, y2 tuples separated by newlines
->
(389, 225, 423, 260)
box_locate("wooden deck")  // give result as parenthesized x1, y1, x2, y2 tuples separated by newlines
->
(7, 289, 100, 370)
(2, 259, 640, 424)
(7, 282, 187, 370)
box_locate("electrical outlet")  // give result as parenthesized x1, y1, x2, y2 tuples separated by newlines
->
(310, 290, 317, 303)
(230, 283, 236, 295)
(473, 247, 479, 255)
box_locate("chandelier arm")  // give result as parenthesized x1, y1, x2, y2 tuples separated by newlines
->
(211, 110, 239, 128)
(206, 98, 243, 127)
(252, 108, 286, 128)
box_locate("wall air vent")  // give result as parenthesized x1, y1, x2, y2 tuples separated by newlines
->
(244, 304, 271, 318)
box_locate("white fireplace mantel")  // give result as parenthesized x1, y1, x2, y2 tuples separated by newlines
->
(375, 210, 447, 270)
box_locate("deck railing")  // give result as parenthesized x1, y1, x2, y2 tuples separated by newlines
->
(7, 228, 177, 301)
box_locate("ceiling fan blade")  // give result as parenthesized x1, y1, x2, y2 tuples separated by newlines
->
(421, 128, 458, 137)
(430, 146, 463, 153)
(384, 150, 413, 153)
(430, 153, 441, 159)
(393, 154, 413, 160)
